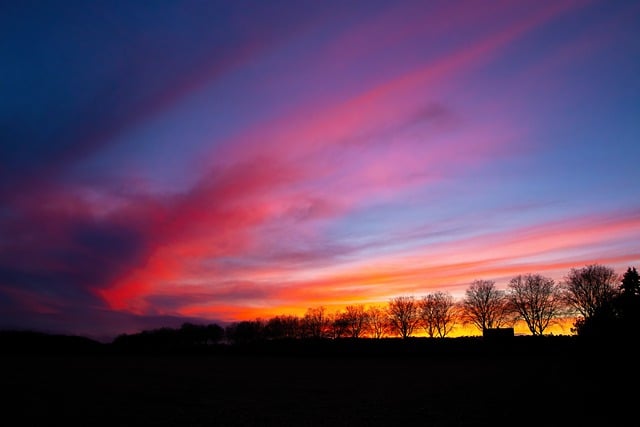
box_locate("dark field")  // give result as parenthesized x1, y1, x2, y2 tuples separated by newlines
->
(1, 337, 635, 427)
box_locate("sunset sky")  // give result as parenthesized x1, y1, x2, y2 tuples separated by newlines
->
(1, 0, 639, 341)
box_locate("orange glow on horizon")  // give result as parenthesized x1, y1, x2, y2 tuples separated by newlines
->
(100, 208, 639, 322)
(179, 298, 578, 338)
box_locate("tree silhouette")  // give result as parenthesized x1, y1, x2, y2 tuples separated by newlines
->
(387, 296, 420, 339)
(616, 266, 640, 336)
(619, 266, 639, 296)
(176, 322, 225, 346)
(419, 292, 455, 338)
(562, 264, 619, 336)
(303, 306, 330, 338)
(179, 322, 209, 346)
(206, 323, 225, 344)
(460, 280, 512, 334)
(508, 273, 564, 336)
(264, 315, 301, 339)
(225, 319, 265, 344)
(329, 311, 350, 338)
(341, 304, 368, 338)
(365, 306, 389, 338)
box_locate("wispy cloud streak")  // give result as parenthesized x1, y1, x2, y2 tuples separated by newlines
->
(1, 0, 638, 338)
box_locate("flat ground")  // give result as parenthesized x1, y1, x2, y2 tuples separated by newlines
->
(1, 339, 634, 426)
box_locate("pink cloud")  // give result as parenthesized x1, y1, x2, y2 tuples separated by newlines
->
(28, 0, 603, 324)
(167, 208, 639, 322)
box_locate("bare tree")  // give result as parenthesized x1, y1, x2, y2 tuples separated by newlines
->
(264, 315, 301, 339)
(387, 296, 420, 339)
(329, 311, 349, 339)
(420, 295, 438, 338)
(225, 319, 265, 344)
(562, 264, 620, 319)
(419, 292, 456, 338)
(562, 264, 620, 336)
(206, 323, 225, 344)
(507, 274, 564, 336)
(302, 306, 330, 338)
(341, 304, 368, 338)
(365, 305, 389, 338)
(460, 280, 512, 334)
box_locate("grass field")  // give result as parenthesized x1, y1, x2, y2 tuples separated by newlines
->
(1, 337, 634, 426)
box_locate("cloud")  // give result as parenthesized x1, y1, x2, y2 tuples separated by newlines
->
(169, 207, 640, 322)
(3, 0, 635, 339)
(44, 0, 593, 319)
(0, 188, 156, 316)
(0, 1, 328, 200)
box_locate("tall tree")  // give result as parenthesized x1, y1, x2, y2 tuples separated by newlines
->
(225, 319, 265, 344)
(562, 264, 619, 336)
(508, 274, 564, 336)
(179, 322, 209, 346)
(341, 304, 368, 338)
(387, 296, 420, 339)
(460, 280, 512, 334)
(264, 315, 300, 339)
(206, 323, 225, 344)
(329, 311, 350, 339)
(303, 306, 330, 338)
(616, 266, 640, 336)
(419, 292, 456, 338)
(365, 306, 389, 338)
(620, 266, 640, 297)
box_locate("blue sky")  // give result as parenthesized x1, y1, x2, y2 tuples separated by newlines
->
(1, 0, 639, 340)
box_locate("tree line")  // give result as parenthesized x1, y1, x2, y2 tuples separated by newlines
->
(113, 264, 639, 348)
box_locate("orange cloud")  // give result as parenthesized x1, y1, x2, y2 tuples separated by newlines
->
(123, 207, 637, 325)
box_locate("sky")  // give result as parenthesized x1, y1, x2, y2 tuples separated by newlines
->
(1, 0, 639, 342)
